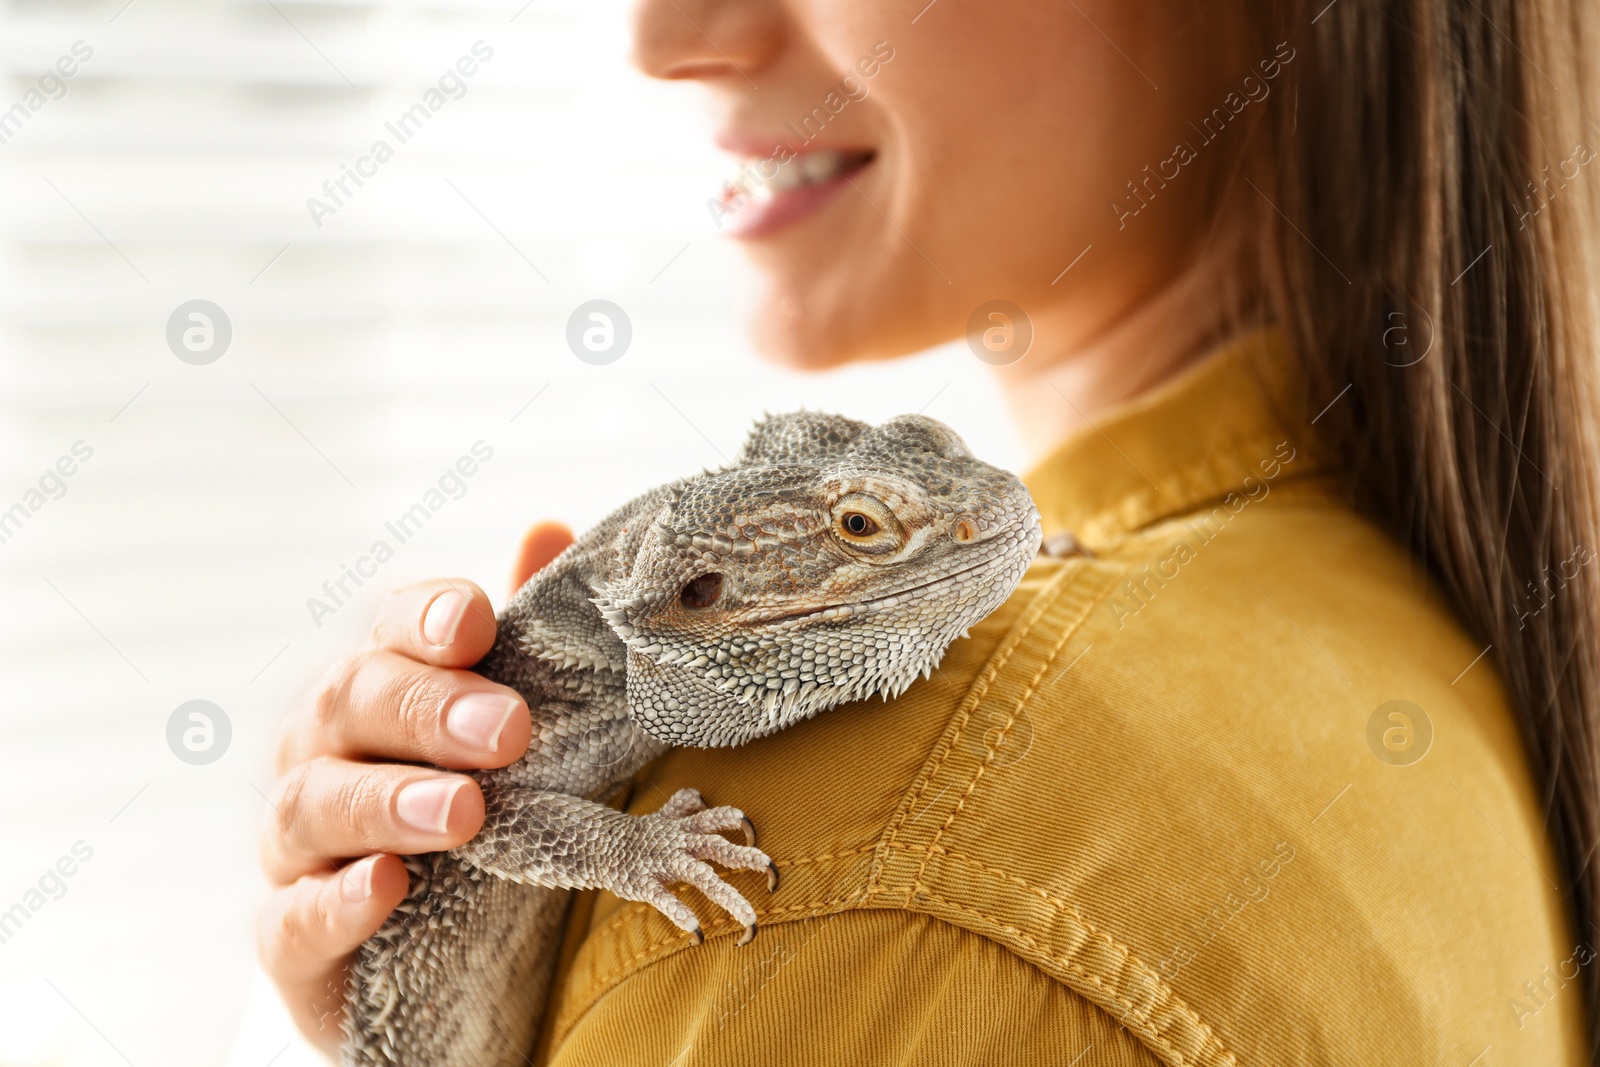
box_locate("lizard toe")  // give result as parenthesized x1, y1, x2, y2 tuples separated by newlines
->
(675, 858, 760, 935)
(681, 804, 756, 845)
(638, 882, 704, 942)
(653, 787, 707, 819)
(683, 834, 773, 883)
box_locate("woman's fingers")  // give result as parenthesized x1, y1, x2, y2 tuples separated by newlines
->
(260, 757, 485, 884)
(282, 649, 531, 772)
(258, 540, 570, 1050)
(509, 520, 574, 596)
(275, 578, 506, 777)
(256, 855, 410, 1054)
(371, 578, 501, 669)
(275, 577, 533, 776)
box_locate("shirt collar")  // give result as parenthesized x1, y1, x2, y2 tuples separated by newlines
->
(1022, 326, 1323, 548)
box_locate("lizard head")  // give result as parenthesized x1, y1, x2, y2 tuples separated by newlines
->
(593, 411, 1042, 747)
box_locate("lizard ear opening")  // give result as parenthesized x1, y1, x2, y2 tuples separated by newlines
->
(679, 572, 724, 610)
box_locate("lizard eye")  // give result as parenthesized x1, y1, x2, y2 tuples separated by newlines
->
(840, 512, 879, 538)
(679, 572, 724, 610)
(829, 492, 904, 557)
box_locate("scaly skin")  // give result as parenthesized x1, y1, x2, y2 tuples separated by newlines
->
(342, 411, 1042, 1066)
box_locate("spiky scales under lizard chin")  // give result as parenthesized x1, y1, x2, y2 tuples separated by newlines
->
(341, 411, 1041, 1067)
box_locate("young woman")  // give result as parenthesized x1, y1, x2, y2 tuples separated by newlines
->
(258, 0, 1600, 1062)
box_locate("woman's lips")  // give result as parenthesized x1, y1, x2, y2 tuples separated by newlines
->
(719, 148, 876, 239)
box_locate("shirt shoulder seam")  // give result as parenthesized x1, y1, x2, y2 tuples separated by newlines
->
(866, 559, 1239, 1067)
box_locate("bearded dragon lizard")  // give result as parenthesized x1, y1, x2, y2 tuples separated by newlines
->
(341, 411, 1042, 1066)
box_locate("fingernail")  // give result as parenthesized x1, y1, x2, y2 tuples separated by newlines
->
(340, 857, 376, 903)
(446, 692, 520, 754)
(396, 778, 465, 835)
(422, 591, 468, 646)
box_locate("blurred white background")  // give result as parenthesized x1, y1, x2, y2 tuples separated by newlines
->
(0, 0, 1016, 1062)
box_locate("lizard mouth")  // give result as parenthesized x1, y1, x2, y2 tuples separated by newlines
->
(741, 551, 1014, 627)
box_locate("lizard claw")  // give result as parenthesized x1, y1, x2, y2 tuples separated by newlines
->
(621, 790, 775, 945)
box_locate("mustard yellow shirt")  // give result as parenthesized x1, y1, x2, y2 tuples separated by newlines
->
(536, 329, 1585, 1065)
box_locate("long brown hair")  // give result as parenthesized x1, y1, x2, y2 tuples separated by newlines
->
(1243, 0, 1600, 1051)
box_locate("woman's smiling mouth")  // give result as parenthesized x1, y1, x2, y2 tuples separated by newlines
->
(719, 147, 877, 239)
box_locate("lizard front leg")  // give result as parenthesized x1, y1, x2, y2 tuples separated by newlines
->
(454, 784, 780, 945)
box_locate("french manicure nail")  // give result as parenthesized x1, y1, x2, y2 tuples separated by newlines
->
(341, 857, 375, 903)
(422, 590, 468, 646)
(396, 778, 465, 836)
(446, 692, 520, 753)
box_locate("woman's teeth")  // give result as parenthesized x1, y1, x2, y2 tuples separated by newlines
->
(732, 149, 873, 201)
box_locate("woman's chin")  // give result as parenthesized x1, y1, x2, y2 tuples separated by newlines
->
(748, 325, 851, 371)
(746, 315, 910, 372)
(742, 286, 943, 372)
(740, 291, 843, 370)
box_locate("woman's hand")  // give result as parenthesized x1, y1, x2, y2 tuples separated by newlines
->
(257, 521, 574, 1054)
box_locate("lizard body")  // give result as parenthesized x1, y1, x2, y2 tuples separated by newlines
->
(341, 411, 1042, 1066)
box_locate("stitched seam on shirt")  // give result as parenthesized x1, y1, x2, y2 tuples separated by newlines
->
(771, 844, 878, 868)
(876, 562, 1080, 890)
(881, 562, 1234, 1066)
(908, 568, 1122, 896)
(922, 844, 1120, 936)
(552, 883, 878, 1045)
(1125, 431, 1316, 511)
(583, 841, 1126, 976)
(1078, 432, 1321, 543)
(558, 873, 1235, 1067)
(580, 843, 880, 945)
(911, 888, 1236, 1067)
(878, 841, 1207, 998)
(1123, 483, 1337, 550)
(1093, 481, 1343, 560)
(913, 838, 1233, 1061)
(876, 563, 1088, 895)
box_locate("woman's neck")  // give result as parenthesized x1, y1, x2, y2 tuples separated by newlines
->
(993, 240, 1259, 465)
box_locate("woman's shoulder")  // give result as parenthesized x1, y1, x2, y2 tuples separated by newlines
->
(550, 488, 1585, 1065)
(938, 490, 1583, 1063)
